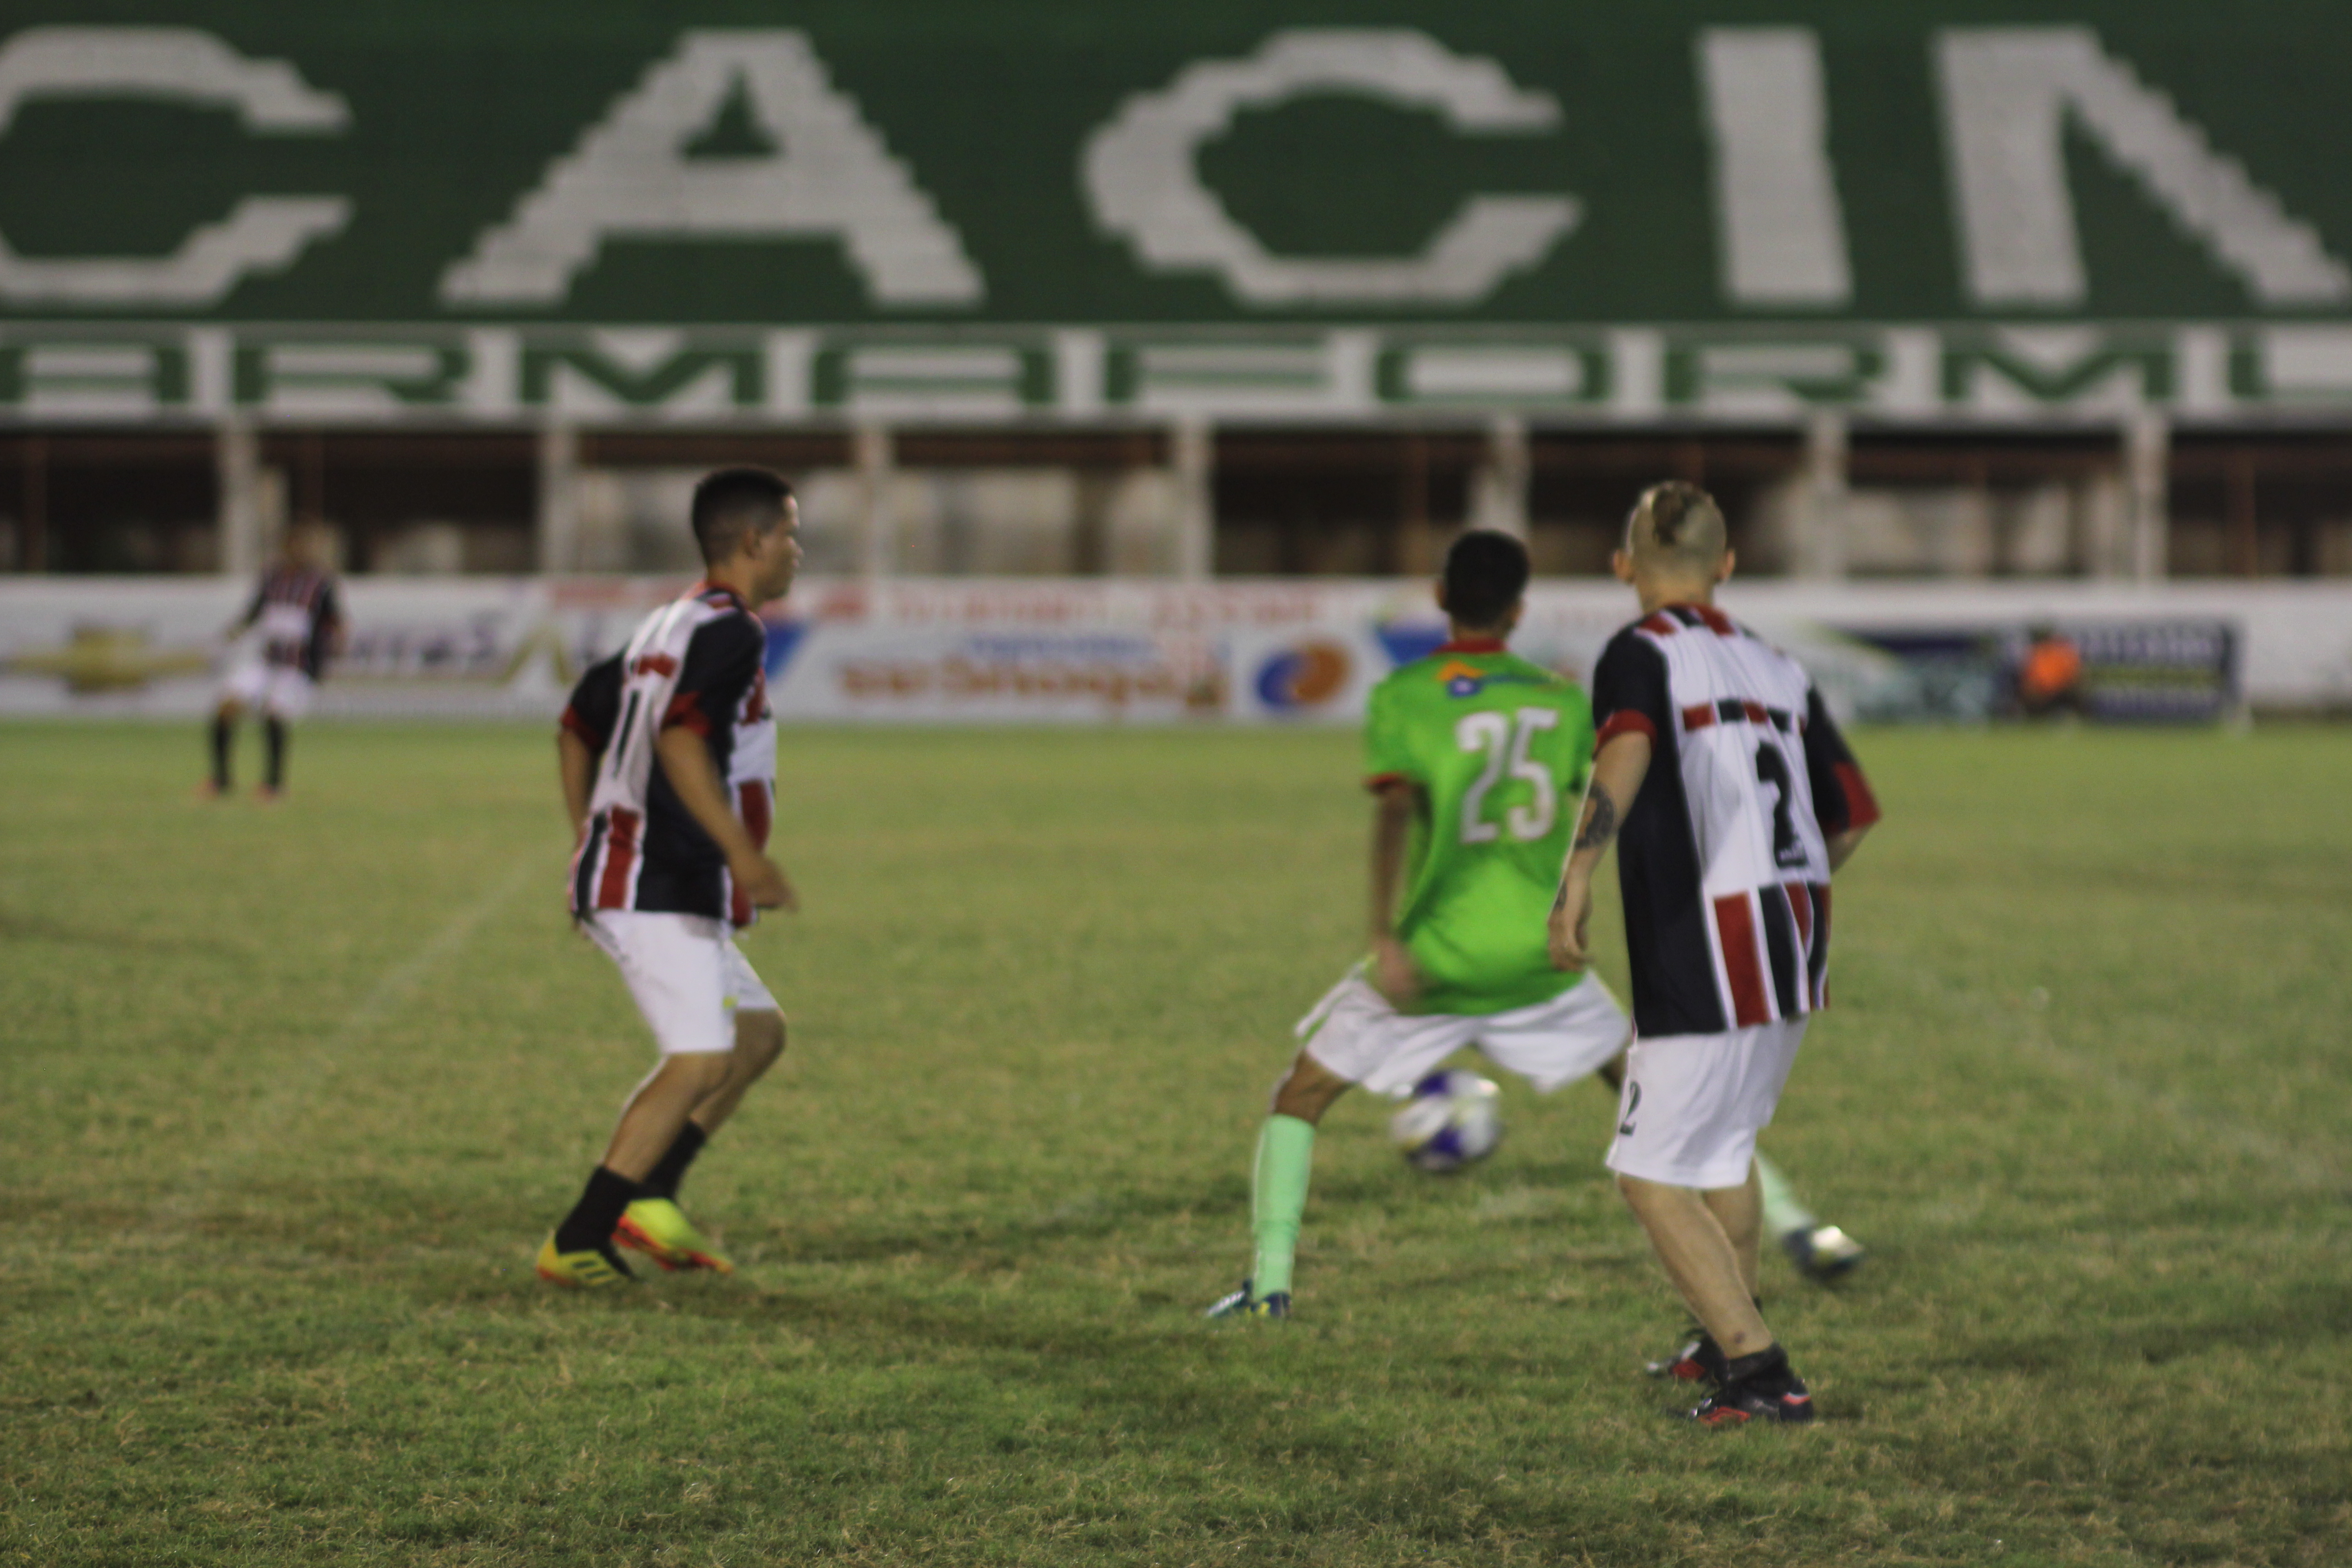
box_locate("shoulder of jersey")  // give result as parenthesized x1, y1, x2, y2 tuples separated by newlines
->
(1385, 647, 1571, 700)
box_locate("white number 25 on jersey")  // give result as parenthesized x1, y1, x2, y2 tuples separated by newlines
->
(1455, 708, 1560, 844)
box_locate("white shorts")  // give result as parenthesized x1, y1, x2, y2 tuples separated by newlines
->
(1297, 970, 1631, 1097)
(1604, 1019, 1808, 1190)
(221, 662, 315, 720)
(582, 911, 779, 1057)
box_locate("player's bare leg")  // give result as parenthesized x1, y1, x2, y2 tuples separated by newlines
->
(1597, 1052, 1863, 1284)
(1208, 1051, 1351, 1319)
(541, 1052, 731, 1287)
(1617, 1172, 1772, 1357)
(603, 1052, 735, 1181)
(612, 1014, 783, 1275)
(683, 1009, 785, 1135)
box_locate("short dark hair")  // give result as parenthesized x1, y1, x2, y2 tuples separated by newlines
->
(1442, 529, 1531, 630)
(690, 467, 793, 566)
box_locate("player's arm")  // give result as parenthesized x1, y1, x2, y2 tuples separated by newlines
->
(656, 618, 794, 911)
(319, 582, 348, 660)
(652, 727, 794, 911)
(1367, 779, 1421, 1005)
(1549, 733, 1651, 970)
(1802, 685, 1881, 873)
(556, 652, 622, 838)
(558, 730, 597, 837)
(224, 580, 264, 640)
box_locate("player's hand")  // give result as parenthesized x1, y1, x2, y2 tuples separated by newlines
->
(732, 853, 798, 912)
(1370, 934, 1421, 1007)
(1548, 877, 1592, 970)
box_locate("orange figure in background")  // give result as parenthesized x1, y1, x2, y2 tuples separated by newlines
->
(2017, 625, 2085, 718)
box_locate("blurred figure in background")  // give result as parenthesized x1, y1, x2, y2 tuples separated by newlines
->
(2015, 623, 2086, 720)
(207, 524, 343, 800)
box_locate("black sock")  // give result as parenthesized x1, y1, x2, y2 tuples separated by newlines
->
(641, 1122, 707, 1201)
(554, 1166, 644, 1254)
(210, 715, 233, 788)
(263, 717, 287, 789)
(1724, 1344, 1793, 1390)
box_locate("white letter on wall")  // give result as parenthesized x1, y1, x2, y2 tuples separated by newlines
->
(0, 27, 350, 306)
(1699, 28, 1850, 307)
(1082, 29, 1578, 306)
(441, 30, 981, 308)
(1937, 27, 2349, 307)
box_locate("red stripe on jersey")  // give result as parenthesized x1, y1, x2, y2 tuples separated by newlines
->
(1435, 637, 1507, 654)
(1680, 703, 1716, 731)
(662, 691, 711, 735)
(1713, 892, 1774, 1027)
(1689, 605, 1735, 636)
(1639, 612, 1678, 636)
(1596, 712, 1656, 747)
(1741, 700, 1769, 724)
(1833, 760, 1882, 828)
(596, 808, 641, 909)
(559, 705, 602, 748)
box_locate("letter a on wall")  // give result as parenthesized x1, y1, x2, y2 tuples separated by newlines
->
(440, 30, 983, 307)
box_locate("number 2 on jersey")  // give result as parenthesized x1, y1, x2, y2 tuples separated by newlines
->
(1455, 708, 1561, 844)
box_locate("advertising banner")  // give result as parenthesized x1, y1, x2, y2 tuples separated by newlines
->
(3, 575, 2347, 723)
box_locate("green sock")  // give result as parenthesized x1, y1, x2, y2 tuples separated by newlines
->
(1249, 1115, 1316, 1298)
(1755, 1152, 1817, 1239)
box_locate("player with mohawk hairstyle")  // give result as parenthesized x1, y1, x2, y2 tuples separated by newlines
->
(1553, 480, 1880, 1424)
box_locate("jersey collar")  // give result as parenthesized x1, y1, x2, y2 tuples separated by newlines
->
(693, 580, 751, 612)
(1435, 636, 1508, 654)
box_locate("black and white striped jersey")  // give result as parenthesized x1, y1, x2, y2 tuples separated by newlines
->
(561, 584, 776, 927)
(244, 566, 341, 678)
(1591, 603, 1880, 1039)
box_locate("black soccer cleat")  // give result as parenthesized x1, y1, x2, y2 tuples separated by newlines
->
(1677, 1369, 1815, 1426)
(1645, 1328, 1728, 1386)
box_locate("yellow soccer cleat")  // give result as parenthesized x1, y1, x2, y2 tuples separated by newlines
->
(535, 1235, 636, 1288)
(614, 1197, 735, 1275)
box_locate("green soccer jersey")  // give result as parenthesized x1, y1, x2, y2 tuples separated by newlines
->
(1363, 640, 1597, 1017)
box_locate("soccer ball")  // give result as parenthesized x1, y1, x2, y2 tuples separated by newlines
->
(1390, 1069, 1504, 1173)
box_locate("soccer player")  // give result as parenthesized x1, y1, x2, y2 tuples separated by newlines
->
(1206, 530, 1627, 1319)
(1550, 481, 1880, 1425)
(1206, 531, 1864, 1320)
(536, 468, 803, 1288)
(207, 524, 343, 799)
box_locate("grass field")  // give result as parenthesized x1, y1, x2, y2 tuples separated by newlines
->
(2, 720, 2348, 1568)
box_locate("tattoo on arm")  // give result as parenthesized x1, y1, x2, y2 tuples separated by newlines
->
(1573, 786, 1620, 853)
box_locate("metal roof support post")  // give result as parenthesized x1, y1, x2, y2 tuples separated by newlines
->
(218, 416, 262, 578)
(2125, 410, 2170, 583)
(1797, 408, 1848, 580)
(1469, 414, 1529, 540)
(856, 422, 896, 580)
(535, 421, 579, 575)
(1171, 415, 1213, 579)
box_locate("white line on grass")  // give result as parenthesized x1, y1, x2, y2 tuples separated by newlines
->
(141, 854, 541, 1232)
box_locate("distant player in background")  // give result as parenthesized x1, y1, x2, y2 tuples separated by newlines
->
(2015, 623, 2086, 719)
(1551, 481, 1880, 1425)
(537, 469, 802, 1288)
(207, 524, 343, 799)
